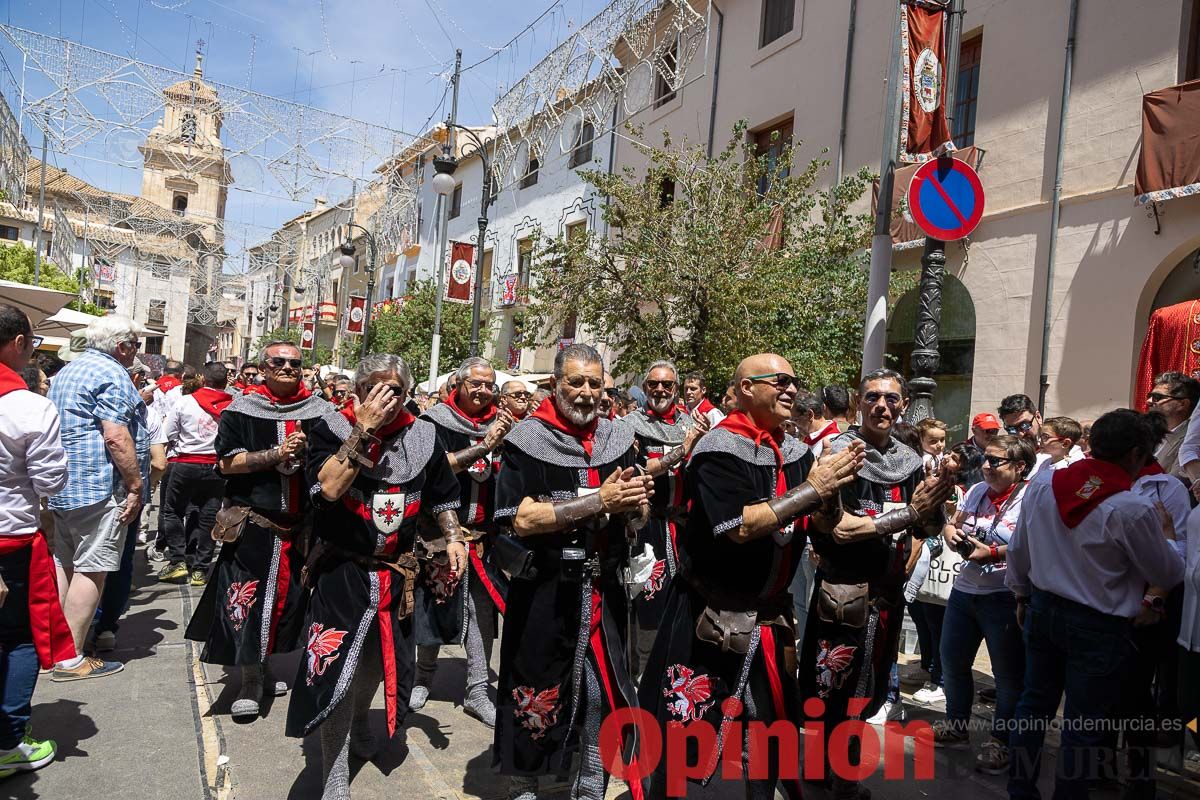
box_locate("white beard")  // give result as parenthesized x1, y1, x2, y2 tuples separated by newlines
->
(556, 390, 597, 427)
(648, 396, 676, 416)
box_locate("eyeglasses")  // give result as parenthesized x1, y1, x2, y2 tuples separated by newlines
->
(1146, 392, 1184, 405)
(747, 372, 799, 391)
(644, 380, 676, 391)
(370, 383, 405, 396)
(566, 376, 604, 390)
(124, 338, 141, 350)
(1037, 434, 1063, 446)
(983, 455, 1018, 469)
(1005, 420, 1035, 435)
(863, 391, 903, 407)
(462, 378, 497, 391)
(504, 392, 532, 401)
(332, 389, 348, 398)
(266, 357, 303, 370)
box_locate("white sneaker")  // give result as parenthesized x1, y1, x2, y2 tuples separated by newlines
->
(912, 683, 946, 705)
(866, 700, 905, 725)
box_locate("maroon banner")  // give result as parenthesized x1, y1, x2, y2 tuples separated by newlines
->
(446, 242, 474, 304)
(300, 321, 315, 351)
(900, 1, 954, 163)
(345, 295, 366, 334)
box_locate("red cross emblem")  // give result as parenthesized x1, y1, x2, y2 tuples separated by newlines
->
(370, 491, 407, 534)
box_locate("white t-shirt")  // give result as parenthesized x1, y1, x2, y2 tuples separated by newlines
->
(1028, 445, 1085, 480)
(952, 480, 1028, 595)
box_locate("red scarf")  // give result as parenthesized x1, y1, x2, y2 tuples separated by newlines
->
(156, 374, 182, 394)
(0, 362, 27, 399)
(447, 388, 498, 428)
(696, 397, 717, 415)
(716, 410, 786, 496)
(191, 386, 233, 420)
(340, 403, 416, 462)
(987, 482, 1018, 510)
(243, 381, 312, 403)
(0, 534, 76, 668)
(804, 420, 840, 447)
(646, 402, 678, 424)
(1051, 457, 1133, 529)
(531, 397, 598, 457)
(1139, 460, 1165, 478)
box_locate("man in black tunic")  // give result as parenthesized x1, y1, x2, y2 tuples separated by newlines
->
(637, 353, 864, 800)
(801, 369, 955, 800)
(492, 343, 654, 800)
(412, 356, 514, 726)
(290, 353, 464, 800)
(185, 341, 330, 719)
(622, 359, 709, 676)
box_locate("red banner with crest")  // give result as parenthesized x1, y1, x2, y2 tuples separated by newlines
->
(345, 295, 366, 334)
(446, 242, 474, 303)
(300, 321, 315, 351)
(900, 1, 955, 163)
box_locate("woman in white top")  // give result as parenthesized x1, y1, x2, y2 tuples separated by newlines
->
(933, 435, 1037, 775)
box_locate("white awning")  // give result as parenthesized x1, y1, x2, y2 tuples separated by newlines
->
(0, 279, 75, 326)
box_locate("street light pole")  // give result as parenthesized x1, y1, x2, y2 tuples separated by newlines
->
(468, 148, 493, 358)
(340, 223, 379, 361)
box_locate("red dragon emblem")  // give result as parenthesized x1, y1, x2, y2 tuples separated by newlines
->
(642, 559, 667, 600)
(663, 664, 715, 722)
(424, 559, 460, 603)
(305, 623, 348, 686)
(225, 580, 259, 632)
(512, 684, 560, 739)
(815, 639, 857, 698)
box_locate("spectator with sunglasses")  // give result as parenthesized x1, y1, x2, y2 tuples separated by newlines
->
(1146, 371, 1199, 477)
(998, 394, 1078, 480)
(1033, 416, 1084, 478)
(329, 377, 354, 409)
(498, 379, 533, 420)
(933, 435, 1035, 773)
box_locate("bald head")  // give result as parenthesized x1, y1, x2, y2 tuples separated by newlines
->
(733, 353, 799, 432)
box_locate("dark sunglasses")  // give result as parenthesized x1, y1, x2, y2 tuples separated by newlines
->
(504, 392, 533, 401)
(1146, 392, 1184, 404)
(747, 372, 799, 391)
(371, 383, 405, 396)
(266, 357, 303, 369)
(1005, 420, 1034, 435)
(644, 380, 676, 391)
(332, 389, 348, 398)
(863, 391, 903, 406)
(983, 455, 1018, 469)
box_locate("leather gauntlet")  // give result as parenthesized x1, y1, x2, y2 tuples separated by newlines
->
(552, 492, 605, 527)
(242, 446, 284, 472)
(872, 505, 920, 537)
(658, 445, 686, 470)
(438, 510, 466, 545)
(451, 443, 489, 470)
(335, 424, 378, 469)
(766, 482, 823, 525)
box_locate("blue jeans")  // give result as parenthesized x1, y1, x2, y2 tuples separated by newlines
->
(909, 600, 945, 685)
(0, 548, 39, 749)
(939, 588, 1024, 742)
(1008, 589, 1132, 800)
(97, 519, 139, 635)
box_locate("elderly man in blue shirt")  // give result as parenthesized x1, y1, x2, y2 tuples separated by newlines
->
(47, 315, 144, 681)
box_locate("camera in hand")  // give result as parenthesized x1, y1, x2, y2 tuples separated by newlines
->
(954, 535, 978, 559)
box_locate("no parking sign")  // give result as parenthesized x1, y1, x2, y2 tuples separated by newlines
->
(907, 155, 985, 241)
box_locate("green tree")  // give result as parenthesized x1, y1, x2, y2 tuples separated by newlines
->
(0, 242, 107, 316)
(365, 279, 476, 382)
(525, 123, 912, 389)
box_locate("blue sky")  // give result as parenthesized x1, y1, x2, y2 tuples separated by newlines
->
(1, 0, 610, 260)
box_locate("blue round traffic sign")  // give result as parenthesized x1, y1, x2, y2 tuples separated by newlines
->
(907, 156, 985, 242)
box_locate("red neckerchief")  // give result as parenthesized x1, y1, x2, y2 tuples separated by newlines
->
(340, 403, 416, 462)
(447, 388, 497, 428)
(986, 482, 1017, 510)
(716, 410, 786, 497)
(1139, 460, 1165, 478)
(156, 374, 182, 393)
(191, 386, 234, 420)
(646, 402, 678, 424)
(696, 397, 716, 415)
(0, 534, 76, 668)
(804, 420, 840, 447)
(0, 362, 27, 399)
(244, 381, 312, 403)
(531, 397, 598, 457)
(1051, 457, 1133, 529)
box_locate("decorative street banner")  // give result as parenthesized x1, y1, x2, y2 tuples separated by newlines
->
(900, 0, 955, 163)
(300, 321, 315, 351)
(499, 273, 518, 307)
(345, 295, 366, 334)
(446, 241, 474, 303)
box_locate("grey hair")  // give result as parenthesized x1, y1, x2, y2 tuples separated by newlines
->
(454, 356, 495, 384)
(643, 359, 678, 382)
(84, 314, 139, 354)
(258, 340, 300, 364)
(553, 343, 603, 379)
(354, 353, 413, 396)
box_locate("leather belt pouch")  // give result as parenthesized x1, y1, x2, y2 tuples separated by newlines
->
(211, 505, 252, 543)
(816, 581, 870, 629)
(489, 533, 538, 580)
(695, 606, 758, 655)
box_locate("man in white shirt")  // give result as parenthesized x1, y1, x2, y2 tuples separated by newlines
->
(0, 304, 72, 777)
(1005, 409, 1184, 800)
(158, 363, 232, 586)
(681, 370, 726, 427)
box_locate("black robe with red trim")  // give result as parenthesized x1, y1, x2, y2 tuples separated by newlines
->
(491, 415, 641, 780)
(185, 391, 331, 665)
(284, 412, 460, 739)
(637, 426, 811, 799)
(414, 401, 509, 647)
(799, 427, 925, 729)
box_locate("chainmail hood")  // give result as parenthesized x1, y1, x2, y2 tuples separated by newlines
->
(321, 409, 437, 485)
(826, 427, 923, 485)
(422, 401, 491, 437)
(689, 426, 808, 466)
(623, 408, 693, 446)
(505, 414, 636, 468)
(226, 391, 332, 421)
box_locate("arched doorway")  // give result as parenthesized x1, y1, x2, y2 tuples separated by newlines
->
(1132, 245, 1200, 409)
(886, 275, 977, 442)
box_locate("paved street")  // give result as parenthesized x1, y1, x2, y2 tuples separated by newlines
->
(7, 548, 1199, 800)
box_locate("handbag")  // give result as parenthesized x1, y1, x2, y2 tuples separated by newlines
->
(211, 505, 252, 543)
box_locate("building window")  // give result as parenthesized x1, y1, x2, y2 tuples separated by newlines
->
(173, 193, 188, 215)
(94, 288, 116, 310)
(148, 298, 167, 325)
(0, 225, 18, 241)
(562, 310, 578, 340)
(753, 117, 793, 194)
(517, 238, 534, 293)
(566, 220, 587, 242)
(953, 36, 983, 146)
(449, 184, 463, 219)
(181, 112, 197, 142)
(658, 176, 676, 207)
(760, 0, 795, 48)
(570, 122, 595, 169)
(481, 248, 494, 308)
(521, 153, 540, 189)
(655, 37, 679, 107)
(144, 337, 163, 355)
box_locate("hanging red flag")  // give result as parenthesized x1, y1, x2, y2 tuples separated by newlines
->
(446, 242, 474, 303)
(300, 321, 315, 351)
(900, 1, 955, 163)
(345, 295, 366, 334)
